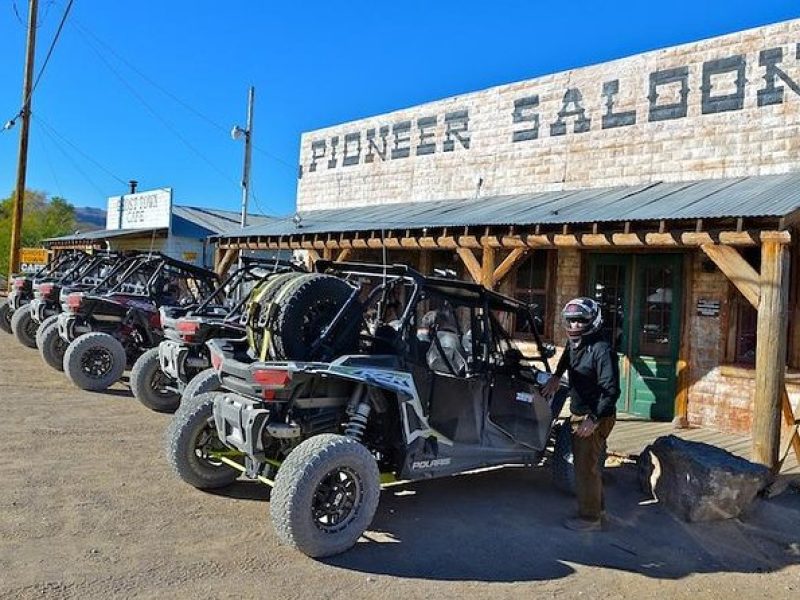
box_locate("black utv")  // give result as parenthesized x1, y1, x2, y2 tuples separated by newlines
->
(1, 250, 88, 335)
(57, 253, 218, 391)
(131, 258, 304, 413)
(36, 253, 143, 371)
(166, 261, 574, 558)
(12, 252, 126, 348)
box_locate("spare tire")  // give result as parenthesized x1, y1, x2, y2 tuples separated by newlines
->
(245, 271, 304, 359)
(269, 274, 361, 362)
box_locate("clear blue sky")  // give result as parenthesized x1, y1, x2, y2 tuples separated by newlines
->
(1, 1, 798, 217)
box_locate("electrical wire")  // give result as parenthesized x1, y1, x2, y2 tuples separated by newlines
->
(33, 118, 109, 197)
(33, 113, 128, 186)
(76, 31, 242, 190)
(4, 0, 76, 128)
(34, 124, 65, 197)
(72, 19, 297, 174)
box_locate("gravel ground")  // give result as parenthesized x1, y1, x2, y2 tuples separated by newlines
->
(0, 338, 799, 599)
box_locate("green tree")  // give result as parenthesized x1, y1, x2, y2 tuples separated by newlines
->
(0, 189, 77, 275)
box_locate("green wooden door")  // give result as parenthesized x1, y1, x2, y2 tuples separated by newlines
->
(587, 254, 683, 420)
(587, 255, 632, 414)
(628, 254, 683, 420)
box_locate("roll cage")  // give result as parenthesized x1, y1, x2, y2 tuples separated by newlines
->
(312, 260, 555, 373)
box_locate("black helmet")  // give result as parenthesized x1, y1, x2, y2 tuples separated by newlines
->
(561, 297, 602, 341)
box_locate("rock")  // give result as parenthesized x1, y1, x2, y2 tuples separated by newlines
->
(638, 435, 772, 522)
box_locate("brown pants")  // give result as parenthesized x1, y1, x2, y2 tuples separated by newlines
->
(571, 415, 616, 520)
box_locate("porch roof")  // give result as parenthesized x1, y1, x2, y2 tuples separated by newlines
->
(213, 172, 800, 243)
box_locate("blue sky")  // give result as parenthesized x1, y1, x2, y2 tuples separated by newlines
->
(1, 1, 798, 217)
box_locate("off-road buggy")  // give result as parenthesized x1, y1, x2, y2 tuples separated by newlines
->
(166, 261, 574, 558)
(131, 258, 304, 413)
(36, 253, 143, 371)
(57, 253, 218, 391)
(0, 250, 88, 335)
(12, 252, 126, 348)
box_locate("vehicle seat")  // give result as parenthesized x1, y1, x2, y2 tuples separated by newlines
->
(426, 330, 468, 376)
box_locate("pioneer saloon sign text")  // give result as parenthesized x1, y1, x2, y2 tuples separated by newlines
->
(302, 44, 800, 175)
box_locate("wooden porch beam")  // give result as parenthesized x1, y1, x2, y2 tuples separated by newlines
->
(215, 248, 239, 278)
(456, 248, 482, 284)
(700, 244, 760, 308)
(336, 248, 352, 262)
(492, 247, 530, 287)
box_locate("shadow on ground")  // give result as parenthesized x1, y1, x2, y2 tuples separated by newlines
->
(318, 463, 800, 582)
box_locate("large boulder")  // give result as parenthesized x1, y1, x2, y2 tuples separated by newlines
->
(638, 435, 772, 522)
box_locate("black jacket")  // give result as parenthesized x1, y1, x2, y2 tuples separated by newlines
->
(554, 333, 620, 419)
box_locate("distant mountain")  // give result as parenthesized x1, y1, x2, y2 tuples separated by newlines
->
(74, 206, 106, 232)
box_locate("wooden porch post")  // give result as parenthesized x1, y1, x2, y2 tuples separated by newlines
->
(418, 250, 432, 275)
(753, 236, 790, 468)
(481, 245, 496, 289)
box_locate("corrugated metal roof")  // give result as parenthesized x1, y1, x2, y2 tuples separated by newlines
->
(44, 205, 277, 244)
(172, 206, 275, 233)
(215, 172, 800, 240)
(44, 228, 167, 243)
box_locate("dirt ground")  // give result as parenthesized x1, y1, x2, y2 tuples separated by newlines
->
(0, 340, 799, 599)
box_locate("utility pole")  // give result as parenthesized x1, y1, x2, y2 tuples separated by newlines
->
(8, 0, 38, 280)
(238, 86, 255, 228)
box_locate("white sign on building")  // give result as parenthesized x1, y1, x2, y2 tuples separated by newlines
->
(106, 188, 173, 231)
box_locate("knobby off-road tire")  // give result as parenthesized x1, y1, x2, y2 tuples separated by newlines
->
(270, 434, 381, 558)
(11, 304, 38, 348)
(246, 271, 304, 359)
(35, 314, 58, 348)
(131, 347, 181, 413)
(0, 300, 13, 334)
(165, 391, 239, 489)
(63, 332, 126, 391)
(551, 421, 607, 496)
(269, 274, 361, 362)
(180, 368, 221, 405)
(38, 316, 69, 371)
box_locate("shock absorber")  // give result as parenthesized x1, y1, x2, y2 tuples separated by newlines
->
(345, 401, 371, 442)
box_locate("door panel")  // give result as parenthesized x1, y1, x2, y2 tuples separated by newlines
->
(587, 255, 631, 414)
(629, 255, 683, 420)
(587, 253, 683, 421)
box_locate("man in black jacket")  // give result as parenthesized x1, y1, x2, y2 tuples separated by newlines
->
(542, 297, 620, 532)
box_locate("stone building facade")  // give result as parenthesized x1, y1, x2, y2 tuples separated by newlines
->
(298, 19, 800, 212)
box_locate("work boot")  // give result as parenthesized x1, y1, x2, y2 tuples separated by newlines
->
(563, 516, 603, 532)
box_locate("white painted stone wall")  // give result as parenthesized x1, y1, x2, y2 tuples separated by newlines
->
(297, 19, 800, 211)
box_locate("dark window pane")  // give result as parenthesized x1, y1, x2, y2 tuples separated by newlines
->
(639, 266, 673, 357)
(592, 264, 626, 352)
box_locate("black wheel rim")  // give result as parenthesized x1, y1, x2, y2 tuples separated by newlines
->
(80, 346, 114, 379)
(24, 318, 38, 340)
(150, 369, 177, 398)
(312, 467, 363, 534)
(2, 310, 10, 328)
(194, 417, 227, 467)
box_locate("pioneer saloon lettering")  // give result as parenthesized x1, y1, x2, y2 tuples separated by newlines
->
(303, 43, 800, 176)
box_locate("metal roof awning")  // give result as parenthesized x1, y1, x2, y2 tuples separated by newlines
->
(44, 227, 167, 246)
(213, 172, 800, 244)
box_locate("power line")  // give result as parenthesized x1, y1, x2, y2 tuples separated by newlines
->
(4, 0, 75, 129)
(76, 29, 243, 190)
(72, 19, 298, 174)
(34, 125, 65, 197)
(34, 117, 110, 198)
(33, 113, 128, 187)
